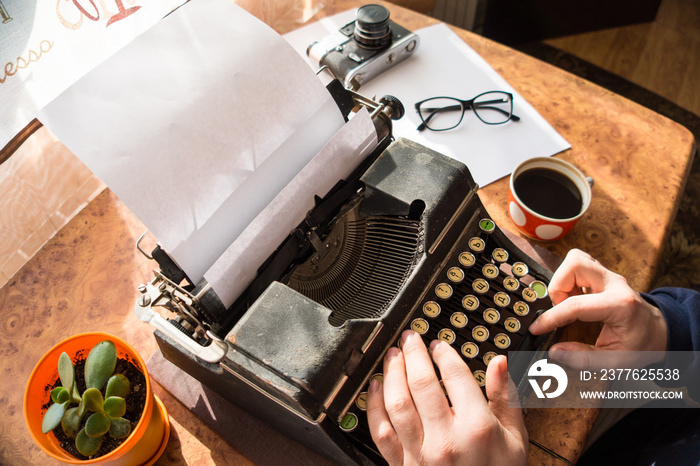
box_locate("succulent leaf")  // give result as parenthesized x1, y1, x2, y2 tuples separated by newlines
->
(71, 381, 81, 403)
(82, 387, 104, 412)
(77, 399, 87, 418)
(61, 407, 83, 439)
(50, 386, 70, 404)
(58, 352, 75, 390)
(41, 401, 68, 434)
(85, 340, 117, 390)
(104, 396, 126, 418)
(105, 374, 130, 399)
(109, 417, 132, 439)
(85, 412, 110, 438)
(76, 428, 103, 456)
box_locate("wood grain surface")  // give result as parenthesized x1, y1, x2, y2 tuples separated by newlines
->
(2, 1, 695, 465)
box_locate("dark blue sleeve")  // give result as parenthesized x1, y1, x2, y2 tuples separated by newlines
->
(642, 287, 700, 352)
(641, 287, 700, 400)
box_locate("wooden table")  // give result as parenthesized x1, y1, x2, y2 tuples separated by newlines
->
(1, 1, 694, 465)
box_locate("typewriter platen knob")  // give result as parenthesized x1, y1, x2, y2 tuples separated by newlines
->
(379, 95, 404, 120)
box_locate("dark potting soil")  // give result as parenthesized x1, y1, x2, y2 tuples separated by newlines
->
(43, 350, 147, 461)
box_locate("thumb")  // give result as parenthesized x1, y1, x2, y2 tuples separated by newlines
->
(486, 356, 527, 444)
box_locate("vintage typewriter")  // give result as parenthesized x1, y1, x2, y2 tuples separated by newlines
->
(134, 82, 556, 465)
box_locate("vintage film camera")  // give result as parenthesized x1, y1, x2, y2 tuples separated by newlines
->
(307, 4, 419, 89)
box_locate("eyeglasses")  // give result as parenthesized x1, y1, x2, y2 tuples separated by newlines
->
(415, 91, 520, 132)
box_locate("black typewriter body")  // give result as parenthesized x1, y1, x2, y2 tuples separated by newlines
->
(147, 139, 554, 465)
(136, 87, 555, 465)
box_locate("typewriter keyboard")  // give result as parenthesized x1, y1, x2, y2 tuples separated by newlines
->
(337, 216, 553, 448)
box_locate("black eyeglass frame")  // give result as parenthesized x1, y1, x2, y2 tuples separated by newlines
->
(415, 91, 521, 132)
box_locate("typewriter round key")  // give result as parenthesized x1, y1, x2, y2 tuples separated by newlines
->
(505, 316, 521, 333)
(473, 370, 486, 387)
(479, 218, 496, 233)
(494, 291, 511, 308)
(468, 237, 485, 253)
(356, 392, 368, 411)
(438, 328, 456, 344)
(423, 301, 441, 318)
(458, 251, 476, 268)
(447, 267, 465, 283)
(492, 248, 509, 262)
(530, 280, 548, 298)
(483, 351, 497, 366)
(411, 318, 429, 334)
(371, 373, 384, 385)
(472, 278, 489, 294)
(450, 312, 468, 328)
(494, 333, 511, 349)
(512, 262, 529, 277)
(472, 325, 489, 342)
(462, 294, 479, 311)
(435, 283, 453, 300)
(483, 308, 500, 324)
(339, 413, 358, 432)
(522, 287, 538, 302)
(513, 301, 530, 316)
(503, 276, 520, 291)
(461, 341, 479, 358)
(482, 263, 499, 279)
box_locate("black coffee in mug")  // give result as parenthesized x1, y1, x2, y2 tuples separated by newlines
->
(513, 167, 583, 219)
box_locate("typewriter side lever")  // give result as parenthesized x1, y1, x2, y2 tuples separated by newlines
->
(134, 276, 228, 363)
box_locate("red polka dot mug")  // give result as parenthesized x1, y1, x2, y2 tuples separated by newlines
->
(508, 157, 593, 242)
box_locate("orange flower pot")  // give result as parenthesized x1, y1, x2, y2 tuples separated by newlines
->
(24, 332, 170, 465)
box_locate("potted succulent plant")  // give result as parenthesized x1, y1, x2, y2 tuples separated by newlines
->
(24, 332, 170, 465)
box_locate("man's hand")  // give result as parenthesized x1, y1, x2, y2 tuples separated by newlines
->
(529, 249, 668, 353)
(366, 330, 528, 465)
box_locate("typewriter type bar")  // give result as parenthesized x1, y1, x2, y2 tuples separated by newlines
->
(135, 87, 555, 465)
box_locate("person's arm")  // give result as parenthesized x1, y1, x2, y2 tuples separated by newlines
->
(365, 330, 528, 465)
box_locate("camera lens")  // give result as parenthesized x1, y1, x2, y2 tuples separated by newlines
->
(354, 4, 392, 49)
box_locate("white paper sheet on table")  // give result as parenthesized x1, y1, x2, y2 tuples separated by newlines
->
(284, 12, 571, 188)
(38, 0, 378, 307)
